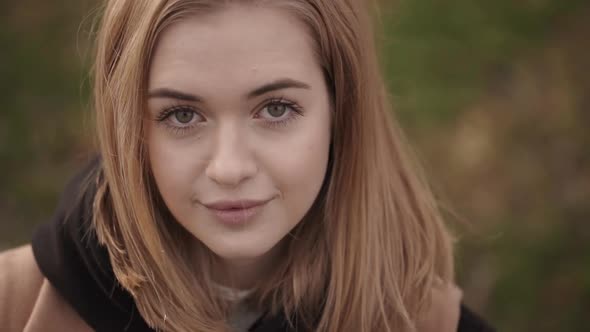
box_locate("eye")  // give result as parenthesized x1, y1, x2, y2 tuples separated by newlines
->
(265, 103, 288, 118)
(154, 105, 206, 136)
(257, 98, 302, 122)
(173, 109, 195, 124)
(156, 106, 203, 126)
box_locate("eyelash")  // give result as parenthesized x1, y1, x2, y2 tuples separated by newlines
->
(154, 105, 201, 136)
(154, 97, 304, 136)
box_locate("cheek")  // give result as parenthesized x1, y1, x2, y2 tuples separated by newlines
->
(147, 130, 202, 208)
(264, 114, 331, 220)
(282, 139, 329, 190)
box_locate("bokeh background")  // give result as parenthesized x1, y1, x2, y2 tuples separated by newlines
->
(1, 1, 588, 331)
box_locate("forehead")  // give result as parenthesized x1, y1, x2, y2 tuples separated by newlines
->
(148, 4, 320, 91)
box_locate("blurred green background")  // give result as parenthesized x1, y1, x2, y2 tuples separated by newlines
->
(1, 1, 588, 331)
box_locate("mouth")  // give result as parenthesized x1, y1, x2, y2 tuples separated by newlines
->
(202, 198, 273, 226)
(203, 199, 271, 211)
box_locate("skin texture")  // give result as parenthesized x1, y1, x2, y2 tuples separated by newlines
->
(146, 4, 331, 289)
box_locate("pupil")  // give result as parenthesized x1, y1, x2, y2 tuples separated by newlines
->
(175, 110, 193, 124)
(268, 104, 286, 117)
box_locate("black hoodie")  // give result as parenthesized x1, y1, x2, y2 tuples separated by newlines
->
(31, 157, 494, 332)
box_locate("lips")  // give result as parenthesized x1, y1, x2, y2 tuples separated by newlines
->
(202, 198, 272, 226)
(203, 199, 269, 211)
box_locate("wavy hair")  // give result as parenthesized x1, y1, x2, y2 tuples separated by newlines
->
(91, 0, 455, 331)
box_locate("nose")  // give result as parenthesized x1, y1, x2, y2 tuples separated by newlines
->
(205, 123, 258, 187)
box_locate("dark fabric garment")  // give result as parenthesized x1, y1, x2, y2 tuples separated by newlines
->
(32, 157, 151, 332)
(248, 305, 496, 332)
(457, 304, 496, 332)
(31, 157, 495, 332)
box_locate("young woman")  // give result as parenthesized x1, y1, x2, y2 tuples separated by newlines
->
(0, 0, 494, 331)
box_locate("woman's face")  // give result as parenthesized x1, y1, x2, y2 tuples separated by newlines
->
(146, 5, 331, 264)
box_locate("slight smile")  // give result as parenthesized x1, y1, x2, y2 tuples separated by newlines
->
(201, 198, 274, 226)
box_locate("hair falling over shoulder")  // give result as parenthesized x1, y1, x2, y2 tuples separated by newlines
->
(90, 0, 455, 331)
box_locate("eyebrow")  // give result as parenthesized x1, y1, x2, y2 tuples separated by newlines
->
(147, 78, 311, 102)
(147, 89, 201, 102)
(246, 78, 311, 99)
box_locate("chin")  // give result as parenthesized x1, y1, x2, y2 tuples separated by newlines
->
(207, 240, 277, 262)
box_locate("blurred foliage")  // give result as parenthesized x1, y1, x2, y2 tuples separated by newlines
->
(381, 0, 588, 125)
(379, 1, 590, 331)
(1, 1, 589, 331)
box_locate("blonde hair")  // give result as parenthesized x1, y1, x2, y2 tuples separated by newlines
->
(91, 0, 455, 331)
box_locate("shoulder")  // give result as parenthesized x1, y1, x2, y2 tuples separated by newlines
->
(417, 280, 463, 332)
(0, 245, 92, 332)
(0, 245, 44, 330)
(0, 158, 102, 331)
